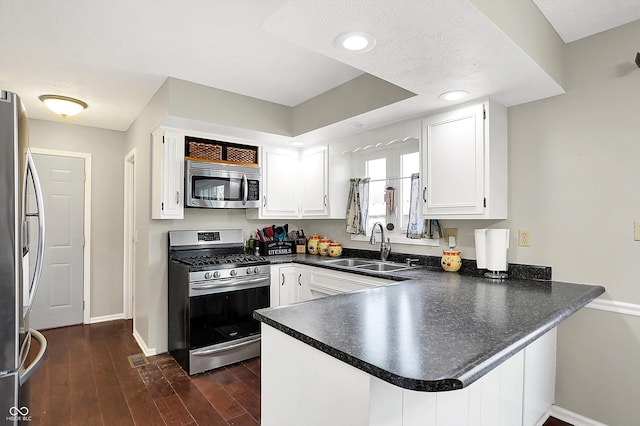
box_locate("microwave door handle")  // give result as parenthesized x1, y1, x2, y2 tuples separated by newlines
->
(242, 174, 248, 206)
(23, 150, 46, 317)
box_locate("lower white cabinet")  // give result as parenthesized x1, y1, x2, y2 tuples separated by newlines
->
(261, 325, 557, 426)
(307, 267, 393, 299)
(270, 264, 394, 306)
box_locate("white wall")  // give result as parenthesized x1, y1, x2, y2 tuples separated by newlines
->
(28, 118, 126, 319)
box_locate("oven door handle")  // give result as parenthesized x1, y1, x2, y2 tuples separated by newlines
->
(191, 276, 269, 291)
(192, 337, 261, 356)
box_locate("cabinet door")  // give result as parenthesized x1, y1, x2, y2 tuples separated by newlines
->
(278, 266, 300, 306)
(151, 128, 184, 219)
(262, 148, 300, 218)
(422, 103, 484, 216)
(300, 145, 329, 217)
(297, 268, 312, 302)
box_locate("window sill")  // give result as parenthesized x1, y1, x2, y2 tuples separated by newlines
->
(350, 234, 440, 247)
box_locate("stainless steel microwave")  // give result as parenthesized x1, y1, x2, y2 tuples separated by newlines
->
(185, 160, 261, 209)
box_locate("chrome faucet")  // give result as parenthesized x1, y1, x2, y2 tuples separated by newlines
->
(370, 222, 391, 261)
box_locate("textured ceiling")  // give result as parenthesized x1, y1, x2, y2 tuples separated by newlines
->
(0, 0, 637, 134)
(533, 0, 640, 43)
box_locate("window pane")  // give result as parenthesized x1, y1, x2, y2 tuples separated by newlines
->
(401, 152, 420, 229)
(366, 157, 386, 180)
(365, 158, 386, 231)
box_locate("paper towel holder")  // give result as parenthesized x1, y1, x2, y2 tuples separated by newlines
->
(474, 228, 509, 281)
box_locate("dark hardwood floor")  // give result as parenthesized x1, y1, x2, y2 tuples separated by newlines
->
(27, 319, 571, 425)
(29, 320, 260, 425)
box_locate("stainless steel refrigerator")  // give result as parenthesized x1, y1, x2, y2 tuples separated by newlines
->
(0, 90, 48, 424)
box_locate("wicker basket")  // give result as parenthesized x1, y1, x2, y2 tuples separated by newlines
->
(189, 142, 222, 161)
(227, 147, 257, 164)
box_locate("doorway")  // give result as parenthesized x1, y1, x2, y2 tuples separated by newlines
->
(123, 149, 136, 321)
(29, 149, 91, 329)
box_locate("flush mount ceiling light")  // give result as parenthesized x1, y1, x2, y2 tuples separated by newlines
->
(335, 32, 376, 52)
(39, 94, 88, 117)
(438, 90, 469, 101)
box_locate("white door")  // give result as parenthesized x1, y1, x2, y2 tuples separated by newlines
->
(30, 154, 85, 329)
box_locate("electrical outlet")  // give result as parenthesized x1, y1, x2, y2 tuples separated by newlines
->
(444, 228, 458, 242)
(635, 221, 640, 241)
(518, 230, 531, 247)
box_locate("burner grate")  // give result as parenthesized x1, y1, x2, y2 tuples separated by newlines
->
(176, 254, 267, 267)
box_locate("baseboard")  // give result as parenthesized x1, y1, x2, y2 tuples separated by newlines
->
(89, 313, 125, 324)
(549, 405, 608, 426)
(132, 328, 157, 357)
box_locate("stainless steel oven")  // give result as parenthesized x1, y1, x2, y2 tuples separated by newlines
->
(185, 159, 260, 209)
(168, 229, 270, 375)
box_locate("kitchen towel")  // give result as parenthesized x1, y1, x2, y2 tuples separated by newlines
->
(345, 178, 369, 235)
(406, 173, 424, 238)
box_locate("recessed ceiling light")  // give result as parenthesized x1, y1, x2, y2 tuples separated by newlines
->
(39, 94, 88, 117)
(335, 32, 376, 52)
(438, 90, 469, 101)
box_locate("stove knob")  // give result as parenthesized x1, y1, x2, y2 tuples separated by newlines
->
(246, 267, 253, 275)
(213, 271, 221, 278)
(230, 269, 237, 277)
(253, 267, 260, 274)
(204, 272, 212, 280)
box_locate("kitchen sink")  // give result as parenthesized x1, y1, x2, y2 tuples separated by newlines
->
(355, 262, 410, 272)
(324, 258, 373, 267)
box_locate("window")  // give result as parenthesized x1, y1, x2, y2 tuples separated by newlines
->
(353, 139, 422, 240)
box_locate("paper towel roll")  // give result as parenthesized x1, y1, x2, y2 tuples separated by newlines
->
(486, 229, 510, 272)
(474, 229, 487, 269)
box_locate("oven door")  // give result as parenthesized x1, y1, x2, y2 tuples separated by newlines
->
(187, 277, 269, 374)
(189, 278, 269, 350)
(185, 161, 260, 209)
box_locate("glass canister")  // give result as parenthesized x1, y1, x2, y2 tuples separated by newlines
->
(328, 241, 342, 257)
(307, 234, 320, 255)
(441, 250, 462, 272)
(318, 238, 332, 256)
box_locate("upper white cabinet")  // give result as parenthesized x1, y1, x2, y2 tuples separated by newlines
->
(261, 147, 300, 218)
(151, 128, 185, 219)
(421, 99, 507, 219)
(300, 145, 329, 217)
(248, 144, 346, 220)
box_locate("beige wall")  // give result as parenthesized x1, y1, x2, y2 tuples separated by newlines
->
(28, 119, 126, 319)
(312, 19, 640, 425)
(507, 20, 640, 426)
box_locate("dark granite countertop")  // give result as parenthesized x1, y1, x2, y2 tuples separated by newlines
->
(255, 255, 605, 392)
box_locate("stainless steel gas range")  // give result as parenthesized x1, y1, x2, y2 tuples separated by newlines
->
(168, 229, 270, 375)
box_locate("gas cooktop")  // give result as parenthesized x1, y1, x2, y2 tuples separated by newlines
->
(174, 254, 268, 268)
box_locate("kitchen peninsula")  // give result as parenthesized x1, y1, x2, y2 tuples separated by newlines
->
(255, 263, 604, 426)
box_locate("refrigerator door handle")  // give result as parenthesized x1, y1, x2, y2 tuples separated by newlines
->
(19, 329, 47, 385)
(22, 149, 45, 316)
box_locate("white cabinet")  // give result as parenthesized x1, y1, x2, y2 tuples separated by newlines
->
(261, 326, 557, 426)
(270, 264, 393, 306)
(151, 128, 184, 219)
(421, 99, 507, 219)
(307, 267, 393, 299)
(300, 146, 329, 217)
(270, 264, 309, 306)
(261, 148, 300, 218)
(248, 144, 346, 219)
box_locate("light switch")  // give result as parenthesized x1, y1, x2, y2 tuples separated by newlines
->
(635, 221, 640, 241)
